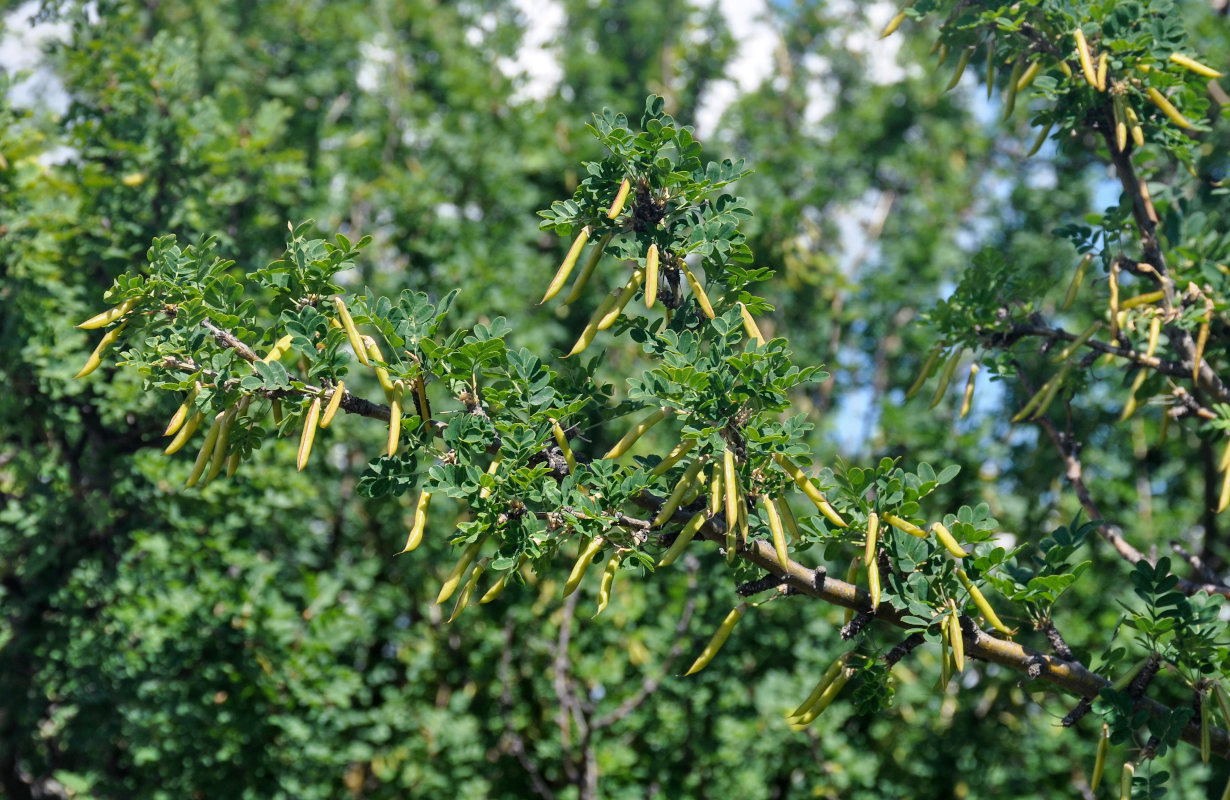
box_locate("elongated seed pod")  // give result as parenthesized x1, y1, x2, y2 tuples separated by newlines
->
(1125, 105, 1145, 147)
(938, 610, 953, 689)
(1108, 265, 1121, 344)
(878, 0, 912, 39)
(1016, 60, 1042, 92)
(362, 336, 396, 400)
(386, 381, 404, 458)
(596, 268, 646, 331)
(956, 568, 1012, 634)
(550, 418, 576, 473)
(684, 603, 747, 675)
(185, 410, 226, 488)
(1203, 688, 1213, 764)
(653, 459, 707, 527)
(1025, 121, 1054, 158)
(985, 41, 996, 101)
(1169, 53, 1225, 79)
(607, 178, 632, 218)
(1113, 93, 1128, 152)
(564, 232, 613, 305)
(929, 348, 962, 408)
(778, 497, 803, 542)
(1213, 683, 1230, 728)
(334, 296, 370, 366)
(945, 48, 972, 91)
(651, 439, 697, 477)
(1195, 311, 1211, 382)
(1220, 438, 1230, 474)
(1091, 723, 1110, 791)
(864, 512, 880, 566)
(949, 601, 965, 672)
(868, 557, 881, 611)
(164, 382, 202, 437)
(400, 490, 432, 553)
(447, 558, 485, 624)
(789, 655, 849, 719)
(271, 397, 284, 427)
(563, 536, 605, 598)
(773, 454, 847, 527)
(412, 373, 430, 430)
(165, 410, 205, 456)
(884, 513, 926, 538)
(735, 473, 749, 552)
(906, 344, 944, 399)
(1217, 460, 1230, 513)
(1062, 254, 1092, 311)
(682, 265, 716, 319)
(709, 462, 723, 516)
(738, 302, 766, 346)
(1120, 761, 1134, 800)
(960, 364, 979, 418)
(566, 292, 619, 357)
(1120, 369, 1148, 422)
(1058, 59, 1073, 78)
(77, 297, 137, 329)
(1051, 321, 1102, 363)
(320, 381, 345, 428)
(1120, 290, 1165, 311)
(645, 244, 660, 310)
(1074, 29, 1097, 87)
(724, 448, 739, 563)
(844, 557, 861, 624)
(74, 322, 128, 379)
(480, 555, 525, 604)
(1002, 59, 1023, 120)
(932, 521, 968, 557)
(542, 226, 593, 305)
(260, 334, 294, 364)
(604, 407, 670, 459)
(298, 397, 322, 471)
(437, 535, 487, 605)
(1033, 363, 1071, 419)
(764, 497, 790, 567)
(593, 552, 622, 617)
(658, 511, 706, 568)
(1096, 52, 1108, 91)
(204, 406, 239, 484)
(1145, 315, 1161, 360)
(791, 668, 853, 727)
(1146, 87, 1195, 129)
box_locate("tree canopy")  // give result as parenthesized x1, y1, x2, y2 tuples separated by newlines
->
(3, 1, 1230, 798)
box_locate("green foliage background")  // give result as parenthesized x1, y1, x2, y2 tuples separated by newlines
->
(2, 1, 1229, 798)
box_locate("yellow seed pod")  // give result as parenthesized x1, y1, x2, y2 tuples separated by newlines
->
(959, 364, 979, 418)
(651, 439, 697, 477)
(1217, 459, 1230, 513)
(1125, 105, 1145, 147)
(362, 336, 396, 400)
(778, 497, 803, 542)
(260, 334, 294, 364)
(1061, 253, 1092, 312)
(271, 397, 284, 427)
(764, 497, 790, 568)
(185, 410, 226, 488)
(933, 522, 968, 558)
(645, 244, 660, 310)
(867, 559, 881, 612)
(1113, 93, 1128, 152)
(333, 296, 370, 366)
(879, 0, 913, 39)
(1002, 58, 1024, 120)
(387, 381, 404, 458)
(1195, 310, 1211, 382)
(1016, 60, 1042, 92)
(164, 410, 205, 456)
(956, 568, 1012, 635)
(592, 551, 623, 618)
(789, 655, 849, 720)
(683, 265, 716, 319)
(164, 382, 202, 437)
(1051, 321, 1102, 364)
(1119, 369, 1148, 422)
(658, 511, 706, 568)
(864, 512, 880, 566)
(1169, 53, 1225, 79)
(1120, 761, 1134, 800)
(790, 668, 853, 728)
(738, 302, 766, 346)
(884, 513, 927, 538)
(203, 406, 239, 484)
(437, 535, 487, 605)
(1074, 29, 1097, 87)
(1090, 723, 1109, 791)
(480, 555, 526, 604)
(604, 407, 671, 459)
(1096, 52, 1108, 91)
(1145, 315, 1161, 360)
(1025, 121, 1054, 158)
(297, 397, 322, 471)
(74, 322, 128, 380)
(708, 462, 723, 517)
(596, 268, 646, 331)
(550, 418, 576, 473)
(684, 603, 747, 676)
(447, 558, 486, 624)
(400, 490, 432, 554)
(563, 232, 614, 305)
(320, 381, 345, 428)
(77, 297, 137, 330)
(563, 536, 606, 598)
(607, 178, 632, 219)
(1146, 87, 1195, 129)
(949, 601, 965, 672)
(723, 448, 739, 561)
(906, 344, 944, 399)
(773, 454, 847, 527)
(566, 292, 619, 358)
(844, 556, 861, 624)
(542, 226, 592, 305)
(653, 459, 707, 528)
